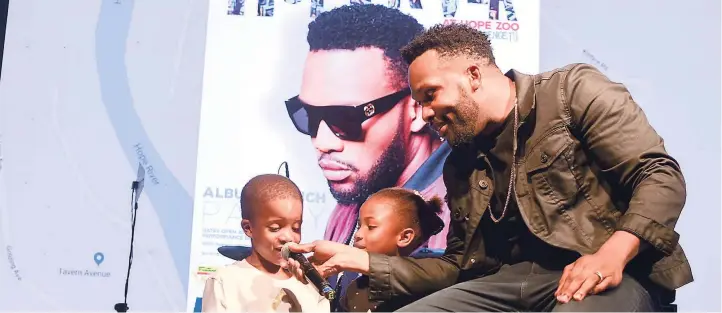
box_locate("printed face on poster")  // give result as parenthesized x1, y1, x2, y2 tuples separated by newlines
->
(187, 0, 539, 309)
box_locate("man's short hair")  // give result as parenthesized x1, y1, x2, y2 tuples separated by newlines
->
(400, 23, 496, 66)
(306, 4, 425, 89)
(240, 174, 302, 220)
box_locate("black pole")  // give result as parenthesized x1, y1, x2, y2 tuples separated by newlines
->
(0, 0, 9, 80)
(115, 181, 139, 312)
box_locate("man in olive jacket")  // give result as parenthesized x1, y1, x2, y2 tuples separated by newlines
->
(283, 24, 693, 312)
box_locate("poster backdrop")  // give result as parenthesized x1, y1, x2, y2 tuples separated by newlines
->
(187, 0, 539, 310)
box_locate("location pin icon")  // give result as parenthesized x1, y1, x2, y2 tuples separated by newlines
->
(94, 252, 105, 266)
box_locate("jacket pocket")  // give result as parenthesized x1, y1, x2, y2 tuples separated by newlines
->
(524, 127, 603, 248)
(525, 127, 578, 207)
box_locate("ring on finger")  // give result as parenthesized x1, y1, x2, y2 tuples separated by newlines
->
(594, 271, 604, 282)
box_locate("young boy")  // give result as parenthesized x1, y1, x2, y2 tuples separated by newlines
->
(202, 174, 330, 313)
(339, 187, 445, 312)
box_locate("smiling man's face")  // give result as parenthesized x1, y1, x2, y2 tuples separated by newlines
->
(408, 50, 487, 147)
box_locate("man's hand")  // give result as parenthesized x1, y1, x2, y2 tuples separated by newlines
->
(280, 240, 370, 283)
(555, 231, 641, 303)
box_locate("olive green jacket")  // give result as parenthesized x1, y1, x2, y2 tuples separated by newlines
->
(367, 63, 693, 302)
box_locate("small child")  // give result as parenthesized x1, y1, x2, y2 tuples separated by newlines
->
(202, 174, 330, 313)
(340, 187, 445, 312)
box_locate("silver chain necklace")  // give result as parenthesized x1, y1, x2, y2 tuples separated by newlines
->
(488, 100, 518, 223)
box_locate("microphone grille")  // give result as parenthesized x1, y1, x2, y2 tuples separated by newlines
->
(280, 243, 291, 260)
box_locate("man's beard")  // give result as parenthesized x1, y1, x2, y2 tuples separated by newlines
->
(328, 129, 405, 204)
(447, 89, 480, 147)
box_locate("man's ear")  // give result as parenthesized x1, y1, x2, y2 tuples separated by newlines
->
(241, 219, 253, 238)
(408, 98, 427, 133)
(396, 228, 416, 248)
(467, 64, 482, 92)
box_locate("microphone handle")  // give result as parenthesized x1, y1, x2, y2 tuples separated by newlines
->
(290, 254, 335, 300)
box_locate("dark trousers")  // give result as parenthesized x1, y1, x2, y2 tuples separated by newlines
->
(397, 261, 656, 312)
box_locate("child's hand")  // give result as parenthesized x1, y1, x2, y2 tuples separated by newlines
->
(281, 241, 370, 281)
(284, 257, 307, 283)
(280, 242, 314, 283)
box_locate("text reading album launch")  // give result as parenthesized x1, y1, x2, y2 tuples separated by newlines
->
(188, 0, 539, 310)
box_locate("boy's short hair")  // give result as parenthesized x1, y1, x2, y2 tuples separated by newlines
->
(240, 174, 303, 220)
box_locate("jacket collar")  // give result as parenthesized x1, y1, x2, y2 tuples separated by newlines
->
(466, 69, 536, 160)
(505, 68, 537, 123)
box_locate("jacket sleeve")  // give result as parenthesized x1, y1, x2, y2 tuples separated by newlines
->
(563, 63, 686, 256)
(367, 163, 464, 301)
(366, 225, 463, 301)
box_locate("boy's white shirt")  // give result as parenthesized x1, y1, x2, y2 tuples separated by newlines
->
(202, 260, 330, 312)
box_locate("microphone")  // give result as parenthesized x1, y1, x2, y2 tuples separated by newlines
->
(281, 243, 336, 300)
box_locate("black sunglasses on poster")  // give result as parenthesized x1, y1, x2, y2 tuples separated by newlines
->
(285, 89, 411, 141)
